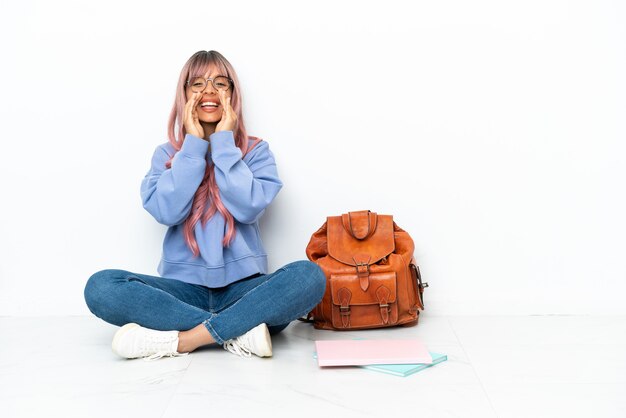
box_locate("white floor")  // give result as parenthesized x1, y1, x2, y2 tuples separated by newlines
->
(1, 315, 625, 418)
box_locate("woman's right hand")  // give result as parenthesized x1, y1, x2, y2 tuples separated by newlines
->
(183, 92, 204, 139)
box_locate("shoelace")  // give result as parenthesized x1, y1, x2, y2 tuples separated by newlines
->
(143, 351, 189, 362)
(223, 338, 252, 358)
(139, 333, 188, 361)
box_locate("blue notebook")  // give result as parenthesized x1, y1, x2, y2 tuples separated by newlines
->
(313, 351, 447, 377)
(361, 352, 447, 377)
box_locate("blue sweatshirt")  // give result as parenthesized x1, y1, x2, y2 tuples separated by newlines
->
(140, 130, 283, 288)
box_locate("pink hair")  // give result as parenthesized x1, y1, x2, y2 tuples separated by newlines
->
(165, 50, 261, 258)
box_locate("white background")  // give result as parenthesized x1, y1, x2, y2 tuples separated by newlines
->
(0, 0, 624, 316)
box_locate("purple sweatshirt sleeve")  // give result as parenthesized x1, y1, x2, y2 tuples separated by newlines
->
(209, 130, 283, 224)
(140, 134, 209, 226)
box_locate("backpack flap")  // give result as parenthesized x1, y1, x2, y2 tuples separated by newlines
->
(326, 210, 395, 267)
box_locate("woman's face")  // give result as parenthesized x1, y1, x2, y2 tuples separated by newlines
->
(185, 67, 231, 125)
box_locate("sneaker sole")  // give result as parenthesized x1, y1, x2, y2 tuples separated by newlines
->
(112, 322, 140, 358)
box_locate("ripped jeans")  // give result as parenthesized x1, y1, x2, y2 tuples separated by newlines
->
(84, 260, 325, 344)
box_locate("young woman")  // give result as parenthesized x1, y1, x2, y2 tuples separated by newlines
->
(84, 50, 325, 361)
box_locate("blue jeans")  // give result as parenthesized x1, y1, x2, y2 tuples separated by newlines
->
(84, 260, 325, 344)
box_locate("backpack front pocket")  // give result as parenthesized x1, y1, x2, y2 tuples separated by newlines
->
(329, 271, 398, 329)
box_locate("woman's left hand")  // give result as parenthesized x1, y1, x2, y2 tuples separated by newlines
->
(215, 89, 238, 133)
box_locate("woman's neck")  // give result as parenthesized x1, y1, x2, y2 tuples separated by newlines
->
(200, 122, 217, 140)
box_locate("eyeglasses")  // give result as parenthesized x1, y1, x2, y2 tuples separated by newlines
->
(186, 76, 233, 92)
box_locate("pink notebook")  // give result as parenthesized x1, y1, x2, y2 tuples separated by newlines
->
(315, 339, 432, 367)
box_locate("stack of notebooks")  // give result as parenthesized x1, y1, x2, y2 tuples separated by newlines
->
(314, 339, 447, 377)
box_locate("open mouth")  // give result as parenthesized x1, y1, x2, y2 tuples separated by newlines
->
(200, 101, 219, 108)
(199, 101, 220, 113)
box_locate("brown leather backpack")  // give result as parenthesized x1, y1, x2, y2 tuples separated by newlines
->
(305, 210, 428, 330)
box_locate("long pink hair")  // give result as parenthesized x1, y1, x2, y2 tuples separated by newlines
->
(165, 50, 260, 257)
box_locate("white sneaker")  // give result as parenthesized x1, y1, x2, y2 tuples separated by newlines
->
(223, 323, 272, 358)
(111, 323, 189, 361)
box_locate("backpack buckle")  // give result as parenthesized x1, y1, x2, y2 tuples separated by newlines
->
(355, 262, 370, 275)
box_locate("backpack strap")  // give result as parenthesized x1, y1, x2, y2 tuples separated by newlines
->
(297, 313, 315, 323)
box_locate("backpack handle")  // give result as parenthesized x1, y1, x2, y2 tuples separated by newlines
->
(342, 210, 378, 240)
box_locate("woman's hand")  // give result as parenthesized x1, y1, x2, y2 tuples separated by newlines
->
(183, 92, 205, 139)
(215, 89, 238, 133)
